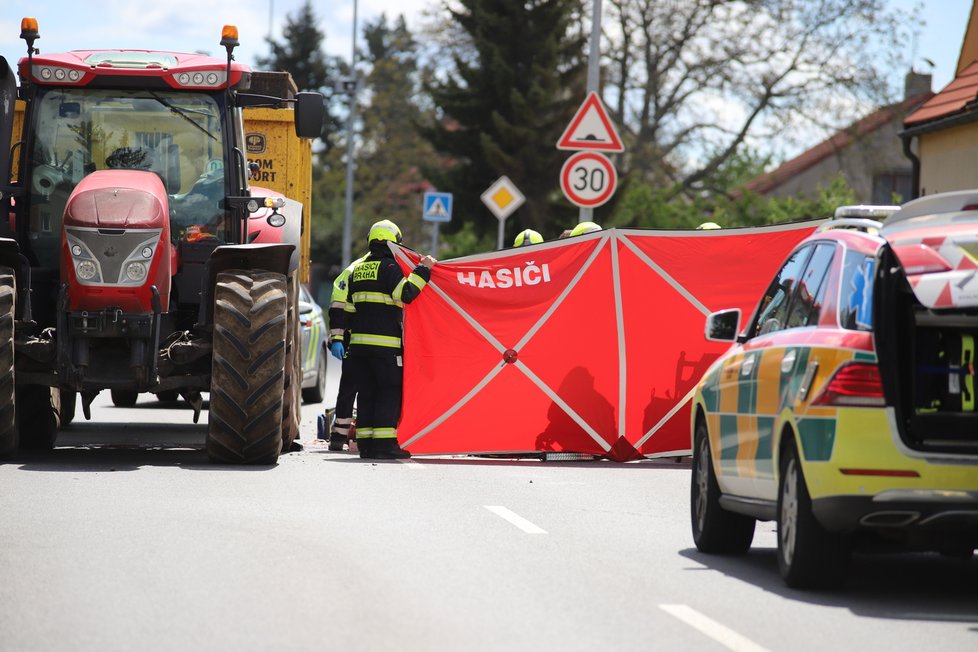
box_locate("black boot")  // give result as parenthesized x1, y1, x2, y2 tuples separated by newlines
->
(357, 437, 375, 459)
(328, 432, 348, 452)
(371, 438, 411, 460)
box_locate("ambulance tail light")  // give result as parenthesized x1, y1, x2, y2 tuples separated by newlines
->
(810, 362, 885, 407)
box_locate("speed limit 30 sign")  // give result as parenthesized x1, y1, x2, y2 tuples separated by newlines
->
(560, 151, 617, 208)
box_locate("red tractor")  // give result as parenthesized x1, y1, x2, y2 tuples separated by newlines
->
(0, 18, 324, 463)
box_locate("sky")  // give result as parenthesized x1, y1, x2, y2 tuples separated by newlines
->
(0, 0, 974, 140)
(891, 0, 974, 90)
(0, 0, 435, 72)
(1, 1, 973, 91)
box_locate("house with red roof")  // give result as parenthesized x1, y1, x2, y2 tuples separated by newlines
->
(901, 2, 978, 197)
(745, 72, 933, 204)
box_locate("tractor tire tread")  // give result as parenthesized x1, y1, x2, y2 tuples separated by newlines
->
(207, 270, 288, 465)
(0, 268, 15, 458)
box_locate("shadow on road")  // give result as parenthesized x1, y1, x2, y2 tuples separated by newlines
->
(3, 422, 279, 472)
(679, 547, 978, 623)
(307, 449, 693, 470)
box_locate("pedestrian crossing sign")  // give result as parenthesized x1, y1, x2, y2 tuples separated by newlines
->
(423, 191, 453, 223)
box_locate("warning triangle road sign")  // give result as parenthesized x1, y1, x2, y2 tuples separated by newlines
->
(557, 91, 625, 153)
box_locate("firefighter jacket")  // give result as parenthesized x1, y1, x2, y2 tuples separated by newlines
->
(328, 254, 367, 347)
(345, 241, 431, 356)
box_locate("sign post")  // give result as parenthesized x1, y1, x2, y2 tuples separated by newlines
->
(422, 191, 453, 253)
(480, 176, 525, 249)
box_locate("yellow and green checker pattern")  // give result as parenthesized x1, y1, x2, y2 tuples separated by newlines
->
(695, 339, 978, 502)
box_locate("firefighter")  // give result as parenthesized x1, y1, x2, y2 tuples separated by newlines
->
(345, 220, 436, 459)
(568, 221, 601, 236)
(514, 229, 543, 247)
(322, 252, 369, 451)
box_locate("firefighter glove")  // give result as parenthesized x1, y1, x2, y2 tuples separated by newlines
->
(330, 342, 345, 360)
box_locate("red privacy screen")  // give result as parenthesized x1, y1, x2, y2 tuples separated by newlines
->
(394, 223, 818, 461)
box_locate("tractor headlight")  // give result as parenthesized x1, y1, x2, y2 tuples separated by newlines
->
(141, 246, 153, 258)
(71, 244, 83, 257)
(76, 260, 97, 280)
(126, 261, 147, 282)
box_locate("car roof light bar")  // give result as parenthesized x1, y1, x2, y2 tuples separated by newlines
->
(834, 205, 901, 219)
(816, 217, 883, 234)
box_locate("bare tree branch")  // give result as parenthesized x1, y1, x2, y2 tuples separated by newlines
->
(602, 0, 906, 195)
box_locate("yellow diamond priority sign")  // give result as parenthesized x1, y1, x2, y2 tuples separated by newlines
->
(481, 175, 525, 222)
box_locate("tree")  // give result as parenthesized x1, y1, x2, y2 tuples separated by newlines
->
(309, 14, 438, 270)
(257, 0, 345, 145)
(609, 169, 857, 231)
(355, 14, 439, 250)
(421, 0, 588, 246)
(603, 0, 910, 203)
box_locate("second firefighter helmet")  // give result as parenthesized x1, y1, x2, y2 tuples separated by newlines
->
(569, 221, 601, 237)
(368, 219, 402, 244)
(514, 229, 543, 247)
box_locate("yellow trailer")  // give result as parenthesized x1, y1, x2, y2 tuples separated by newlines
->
(243, 105, 313, 283)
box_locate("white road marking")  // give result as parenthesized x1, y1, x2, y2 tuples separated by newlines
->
(398, 459, 425, 469)
(484, 505, 547, 534)
(659, 604, 771, 652)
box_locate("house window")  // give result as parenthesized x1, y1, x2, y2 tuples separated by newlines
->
(872, 171, 912, 204)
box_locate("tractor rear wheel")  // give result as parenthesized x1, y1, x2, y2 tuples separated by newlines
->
(207, 270, 288, 464)
(0, 267, 16, 459)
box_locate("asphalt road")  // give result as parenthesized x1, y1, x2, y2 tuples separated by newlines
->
(1, 372, 977, 651)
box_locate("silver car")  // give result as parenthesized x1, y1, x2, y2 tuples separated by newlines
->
(299, 284, 328, 404)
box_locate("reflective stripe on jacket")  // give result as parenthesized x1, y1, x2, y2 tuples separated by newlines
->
(328, 254, 368, 344)
(346, 241, 430, 355)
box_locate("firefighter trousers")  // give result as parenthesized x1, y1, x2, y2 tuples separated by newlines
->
(349, 354, 403, 441)
(331, 355, 357, 438)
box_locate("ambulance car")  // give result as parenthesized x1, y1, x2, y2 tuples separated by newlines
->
(690, 191, 978, 589)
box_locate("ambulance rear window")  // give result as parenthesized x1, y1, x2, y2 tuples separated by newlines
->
(839, 251, 875, 331)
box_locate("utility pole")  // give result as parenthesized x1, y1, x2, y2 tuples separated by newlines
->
(579, 0, 602, 224)
(341, 0, 359, 268)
